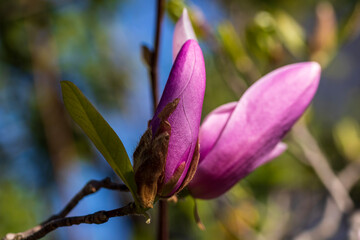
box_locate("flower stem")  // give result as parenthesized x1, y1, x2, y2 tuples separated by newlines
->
(149, 0, 168, 239)
(150, 0, 165, 112)
(157, 200, 169, 240)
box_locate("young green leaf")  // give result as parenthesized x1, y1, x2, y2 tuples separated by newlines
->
(60, 81, 138, 202)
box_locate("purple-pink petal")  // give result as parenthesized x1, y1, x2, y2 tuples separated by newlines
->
(198, 101, 237, 161)
(200, 101, 287, 169)
(189, 62, 321, 199)
(173, 8, 197, 62)
(151, 39, 205, 195)
(251, 142, 287, 171)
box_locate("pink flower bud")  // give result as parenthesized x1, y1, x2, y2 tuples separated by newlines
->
(189, 62, 321, 199)
(150, 39, 205, 196)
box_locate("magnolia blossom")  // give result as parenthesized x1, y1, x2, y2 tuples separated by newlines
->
(150, 39, 205, 196)
(169, 8, 321, 200)
(149, 9, 203, 196)
(188, 62, 321, 199)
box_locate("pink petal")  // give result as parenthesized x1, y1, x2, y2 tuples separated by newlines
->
(151, 39, 205, 194)
(251, 142, 287, 170)
(189, 62, 321, 199)
(173, 8, 197, 62)
(199, 102, 237, 162)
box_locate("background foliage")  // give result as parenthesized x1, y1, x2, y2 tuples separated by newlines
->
(0, 0, 359, 239)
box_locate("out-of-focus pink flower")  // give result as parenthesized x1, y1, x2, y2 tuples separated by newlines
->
(173, 8, 197, 62)
(188, 62, 321, 199)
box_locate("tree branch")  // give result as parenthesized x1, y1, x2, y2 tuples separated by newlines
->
(43, 177, 129, 224)
(3, 202, 139, 240)
(2, 177, 130, 240)
(292, 123, 354, 213)
(294, 161, 360, 240)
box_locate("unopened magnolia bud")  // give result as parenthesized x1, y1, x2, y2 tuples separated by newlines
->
(134, 12, 205, 208)
(134, 40, 205, 208)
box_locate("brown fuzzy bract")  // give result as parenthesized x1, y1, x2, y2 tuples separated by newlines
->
(133, 98, 180, 208)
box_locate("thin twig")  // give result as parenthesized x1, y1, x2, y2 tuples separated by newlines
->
(3, 202, 139, 240)
(292, 123, 354, 213)
(148, 0, 168, 240)
(149, 0, 164, 112)
(2, 177, 129, 240)
(294, 161, 360, 240)
(43, 177, 129, 224)
(157, 200, 169, 240)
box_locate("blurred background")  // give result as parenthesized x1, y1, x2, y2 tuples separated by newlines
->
(0, 0, 360, 239)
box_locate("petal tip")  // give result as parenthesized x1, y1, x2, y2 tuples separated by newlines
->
(182, 8, 189, 19)
(173, 8, 197, 61)
(277, 142, 288, 152)
(306, 61, 322, 87)
(299, 61, 322, 78)
(176, 39, 202, 62)
(307, 61, 321, 74)
(311, 61, 322, 76)
(183, 39, 199, 49)
(284, 61, 321, 88)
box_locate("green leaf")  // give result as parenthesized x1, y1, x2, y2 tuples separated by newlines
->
(60, 81, 138, 202)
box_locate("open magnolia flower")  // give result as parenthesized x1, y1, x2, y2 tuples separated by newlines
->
(133, 12, 205, 207)
(188, 62, 321, 199)
(171, 8, 322, 200)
